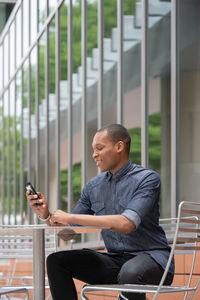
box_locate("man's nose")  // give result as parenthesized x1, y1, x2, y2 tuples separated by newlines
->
(93, 150, 98, 158)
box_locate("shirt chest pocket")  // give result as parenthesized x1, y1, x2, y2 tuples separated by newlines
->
(91, 201, 105, 215)
(119, 198, 129, 209)
(118, 189, 133, 210)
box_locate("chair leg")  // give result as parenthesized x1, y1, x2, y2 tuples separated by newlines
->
(118, 292, 129, 300)
(80, 288, 89, 300)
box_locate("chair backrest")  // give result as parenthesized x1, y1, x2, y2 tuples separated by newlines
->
(159, 201, 200, 300)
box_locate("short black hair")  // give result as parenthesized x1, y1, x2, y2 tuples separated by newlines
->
(97, 124, 131, 155)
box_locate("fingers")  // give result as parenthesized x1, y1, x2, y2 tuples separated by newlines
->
(37, 192, 44, 199)
(50, 210, 70, 226)
(26, 190, 47, 206)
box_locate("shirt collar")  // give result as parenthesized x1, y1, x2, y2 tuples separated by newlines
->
(105, 160, 132, 182)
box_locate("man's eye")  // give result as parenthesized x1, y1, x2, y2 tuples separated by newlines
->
(97, 147, 103, 151)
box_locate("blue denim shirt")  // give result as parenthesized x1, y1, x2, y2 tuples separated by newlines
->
(73, 160, 174, 274)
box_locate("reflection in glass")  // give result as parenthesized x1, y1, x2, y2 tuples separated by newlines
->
(16, 71, 22, 219)
(30, 48, 37, 117)
(3, 91, 8, 220)
(49, 0, 57, 14)
(23, 0, 29, 53)
(179, 0, 200, 204)
(30, 0, 37, 45)
(59, 3, 68, 212)
(0, 95, 2, 212)
(30, 48, 37, 194)
(49, 18, 56, 94)
(39, 1, 47, 32)
(147, 1, 171, 217)
(10, 82, 15, 221)
(4, 35, 9, 87)
(22, 61, 29, 219)
(1, 94, 5, 223)
(10, 22, 15, 78)
(0, 45, 2, 91)
(16, 8, 22, 68)
(38, 33, 46, 195)
(48, 17, 56, 209)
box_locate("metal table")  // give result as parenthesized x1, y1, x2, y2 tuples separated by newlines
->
(0, 225, 102, 300)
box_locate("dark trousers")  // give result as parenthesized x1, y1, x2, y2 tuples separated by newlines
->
(46, 249, 173, 300)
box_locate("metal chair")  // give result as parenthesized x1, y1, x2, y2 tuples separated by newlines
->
(81, 201, 200, 300)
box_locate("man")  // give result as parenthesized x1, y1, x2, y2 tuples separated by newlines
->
(27, 124, 174, 300)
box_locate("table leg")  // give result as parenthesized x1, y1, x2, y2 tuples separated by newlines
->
(33, 228, 45, 300)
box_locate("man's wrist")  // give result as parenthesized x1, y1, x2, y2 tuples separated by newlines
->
(38, 212, 51, 222)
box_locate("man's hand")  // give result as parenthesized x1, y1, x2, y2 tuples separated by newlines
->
(50, 211, 135, 233)
(50, 210, 71, 226)
(26, 190, 49, 219)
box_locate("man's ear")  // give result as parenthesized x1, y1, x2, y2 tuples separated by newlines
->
(116, 141, 125, 153)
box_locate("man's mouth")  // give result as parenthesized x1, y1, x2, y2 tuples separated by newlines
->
(95, 160, 102, 166)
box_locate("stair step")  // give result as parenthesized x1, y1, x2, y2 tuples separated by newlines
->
(135, 0, 170, 28)
(60, 80, 68, 98)
(92, 48, 116, 70)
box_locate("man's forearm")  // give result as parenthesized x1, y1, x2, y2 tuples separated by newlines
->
(69, 214, 135, 234)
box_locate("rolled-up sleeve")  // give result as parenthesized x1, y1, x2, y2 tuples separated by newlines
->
(122, 209, 141, 229)
(122, 171, 160, 222)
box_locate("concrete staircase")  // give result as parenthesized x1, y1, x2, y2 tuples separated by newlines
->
(23, 0, 172, 142)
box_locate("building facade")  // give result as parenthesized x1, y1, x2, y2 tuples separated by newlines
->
(0, 0, 200, 231)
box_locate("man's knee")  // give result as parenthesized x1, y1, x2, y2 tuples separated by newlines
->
(117, 264, 145, 285)
(46, 252, 59, 273)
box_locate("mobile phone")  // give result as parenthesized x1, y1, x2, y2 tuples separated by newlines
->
(25, 182, 43, 205)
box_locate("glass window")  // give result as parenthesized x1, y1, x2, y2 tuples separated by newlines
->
(22, 59, 29, 141)
(123, 0, 142, 166)
(38, 33, 46, 195)
(179, 0, 200, 204)
(3, 90, 8, 218)
(30, 0, 37, 45)
(16, 8, 22, 68)
(23, 0, 29, 52)
(9, 81, 15, 221)
(4, 35, 9, 87)
(16, 70, 22, 217)
(49, 0, 57, 14)
(48, 17, 56, 209)
(30, 47, 37, 137)
(0, 45, 2, 92)
(10, 22, 15, 77)
(29, 48, 37, 193)
(147, 0, 171, 217)
(22, 60, 29, 219)
(39, 1, 47, 32)
(0, 95, 2, 209)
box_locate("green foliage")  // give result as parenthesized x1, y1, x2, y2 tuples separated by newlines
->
(60, 162, 82, 211)
(149, 113, 161, 172)
(129, 127, 141, 165)
(0, 116, 26, 214)
(129, 112, 161, 173)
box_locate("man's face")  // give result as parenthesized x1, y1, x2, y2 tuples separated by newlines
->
(92, 130, 120, 173)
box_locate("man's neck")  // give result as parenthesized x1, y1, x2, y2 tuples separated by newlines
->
(110, 158, 129, 175)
